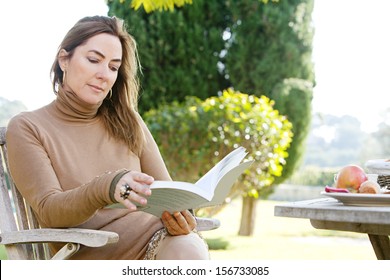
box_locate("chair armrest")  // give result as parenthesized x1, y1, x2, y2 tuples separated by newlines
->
(196, 217, 220, 231)
(0, 228, 119, 247)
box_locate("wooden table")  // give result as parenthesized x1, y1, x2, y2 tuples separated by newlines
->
(274, 197, 390, 259)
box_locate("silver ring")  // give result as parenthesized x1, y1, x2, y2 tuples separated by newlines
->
(120, 184, 132, 200)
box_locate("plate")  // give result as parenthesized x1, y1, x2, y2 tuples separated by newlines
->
(365, 159, 390, 175)
(320, 191, 390, 206)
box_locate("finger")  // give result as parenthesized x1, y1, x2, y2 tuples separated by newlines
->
(120, 171, 153, 196)
(126, 182, 152, 196)
(161, 212, 182, 235)
(127, 188, 148, 205)
(118, 178, 151, 197)
(125, 171, 154, 184)
(161, 211, 176, 228)
(181, 210, 196, 230)
(173, 212, 190, 230)
(172, 212, 192, 234)
(121, 197, 138, 211)
(115, 182, 149, 207)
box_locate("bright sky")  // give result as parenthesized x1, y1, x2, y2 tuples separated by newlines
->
(0, 0, 108, 110)
(1, 0, 389, 133)
(312, 0, 390, 132)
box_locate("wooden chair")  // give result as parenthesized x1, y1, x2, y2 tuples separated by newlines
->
(0, 127, 219, 260)
(0, 127, 120, 259)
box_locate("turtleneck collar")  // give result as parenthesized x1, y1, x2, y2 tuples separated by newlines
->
(53, 86, 103, 122)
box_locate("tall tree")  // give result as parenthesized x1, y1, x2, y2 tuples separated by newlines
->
(108, 0, 230, 113)
(271, 78, 313, 183)
(225, 0, 314, 94)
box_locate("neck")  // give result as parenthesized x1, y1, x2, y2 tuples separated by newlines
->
(54, 85, 102, 121)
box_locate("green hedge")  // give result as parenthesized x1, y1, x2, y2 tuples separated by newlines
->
(144, 88, 293, 205)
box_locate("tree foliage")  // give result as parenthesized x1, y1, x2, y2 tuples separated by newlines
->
(108, 0, 230, 113)
(143, 88, 293, 214)
(129, 0, 193, 13)
(270, 78, 313, 182)
(127, 0, 280, 13)
(108, 0, 315, 184)
(225, 0, 315, 94)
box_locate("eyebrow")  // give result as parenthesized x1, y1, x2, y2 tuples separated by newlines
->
(88, 49, 122, 63)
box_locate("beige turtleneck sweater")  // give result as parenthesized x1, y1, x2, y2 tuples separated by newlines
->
(6, 89, 170, 259)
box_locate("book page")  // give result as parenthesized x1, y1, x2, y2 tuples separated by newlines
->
(217, 148, 248, 180)
(197, 160, 253, 208)
(144, 159, 252, 215)
(139, 188, 208, 217)
(195, 147, 247, 192)
(150, 180, 212, 200)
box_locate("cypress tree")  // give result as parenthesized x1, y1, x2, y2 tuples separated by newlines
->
(108, 0, 230, 113)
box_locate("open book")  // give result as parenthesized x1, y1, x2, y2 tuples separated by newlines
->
(131, 146, 253, 217)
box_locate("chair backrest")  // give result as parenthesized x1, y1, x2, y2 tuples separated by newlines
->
(0, 127, 50, 259)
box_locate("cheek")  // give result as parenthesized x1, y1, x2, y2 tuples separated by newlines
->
(69, 62, 89, 83)
(109, 73, 119, 87)
(67, 70, 82, 90)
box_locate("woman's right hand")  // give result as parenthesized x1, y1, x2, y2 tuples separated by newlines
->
(113, 171, 154, 211)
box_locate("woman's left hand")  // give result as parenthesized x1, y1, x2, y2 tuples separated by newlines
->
(161, 210, 196, 235)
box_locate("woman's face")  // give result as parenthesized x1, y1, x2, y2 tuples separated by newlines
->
(59, 33, 122, 105)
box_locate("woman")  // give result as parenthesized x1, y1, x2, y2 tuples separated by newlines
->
(6, 15, 209, 260)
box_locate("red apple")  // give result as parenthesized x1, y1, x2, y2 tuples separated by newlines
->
(335, 165, 368, 192)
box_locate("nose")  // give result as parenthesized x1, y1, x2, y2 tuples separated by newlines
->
(96, 65, 110, 80)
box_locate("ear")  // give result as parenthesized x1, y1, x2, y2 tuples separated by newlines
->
(58, 49, 69, 71)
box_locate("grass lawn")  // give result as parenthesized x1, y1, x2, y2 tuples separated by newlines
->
(203, 199, 376, 260)
(0, 199, 377, 260)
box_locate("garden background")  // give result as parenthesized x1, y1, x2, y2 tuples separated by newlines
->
(1, 0, 389, 260)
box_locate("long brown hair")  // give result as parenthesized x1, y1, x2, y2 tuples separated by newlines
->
(51, 16, 145, 155)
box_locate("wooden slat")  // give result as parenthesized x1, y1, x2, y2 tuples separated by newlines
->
(0, 128, 29, 259)
(0, 228, 119, 247)
(51, 243, 80, 260)
(274, 198, 390, 225)
(2, 143, 36, 258)
(368, 235, 390, 260)
(24, 200, 47, 259)
(0, 128, 5, 145)
(310, 219, 390, 235)
(196, 217, 221, 231)
(0, 151, 17, 232)
(1, 142, 30, 231)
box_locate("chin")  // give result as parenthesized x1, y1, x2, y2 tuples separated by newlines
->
(81, 94, 105, 105)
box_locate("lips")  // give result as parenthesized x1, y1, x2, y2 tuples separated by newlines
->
(89, 84, 104, 92)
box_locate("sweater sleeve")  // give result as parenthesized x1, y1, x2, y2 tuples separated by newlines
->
(6, 115, 122, 228)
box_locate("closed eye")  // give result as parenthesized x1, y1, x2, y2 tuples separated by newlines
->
(109, 64, 120, 72)
(87, 57, 99, 64)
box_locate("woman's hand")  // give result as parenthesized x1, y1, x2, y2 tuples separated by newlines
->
(114, 171, 154, 211)
(161, 210, 197, 235)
